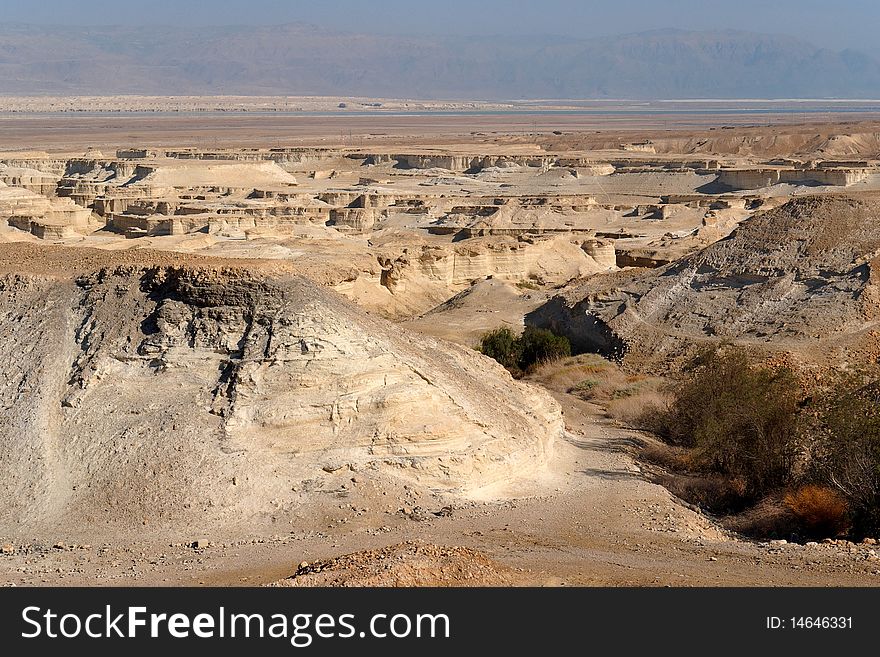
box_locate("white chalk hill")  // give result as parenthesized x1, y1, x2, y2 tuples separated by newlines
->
(0, 248, 561, 534)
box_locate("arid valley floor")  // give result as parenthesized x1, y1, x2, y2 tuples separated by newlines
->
(3, 99, 880, 586)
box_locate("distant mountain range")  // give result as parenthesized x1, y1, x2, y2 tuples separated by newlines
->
(1, 24, 879, 99)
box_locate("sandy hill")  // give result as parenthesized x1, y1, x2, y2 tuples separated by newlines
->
(269, 541, 513, 587)
(0, 244, 561, 539)
(529, 195, 880, 371)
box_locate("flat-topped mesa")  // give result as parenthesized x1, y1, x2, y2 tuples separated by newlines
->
(620, 141, 656, 153)
(0, 165, 60, 196)
(92, 188, 172, 217)
(373, 234, 612, 292)
(354, 152, 617, 174)
(158, 147, 346, 165)
(55, 159, 147, 208)
(0, 182, 92, 238)
(115, 148, 161, 159)
(427, 195, 603, 237)
(715, 165, 872, 190)
(53, 158, 299, 211)
(328, 207, 384, 233)
(107, 203, 332, 238)
(0, 155, 69, 177)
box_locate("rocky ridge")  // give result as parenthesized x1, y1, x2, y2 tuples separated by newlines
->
(529, 195, 880, 371)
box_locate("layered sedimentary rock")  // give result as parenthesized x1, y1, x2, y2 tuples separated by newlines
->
(0, 165, 59, 195)
(0, 244, 562, 533)
(357, 152, 618, 174)
(376, 235, 607, 292)
(580, 238, 617, 269)
(716, 166, 869, 190)
(0, 182, 91, 238)
(328, 207, 383, 233)
(529, 196, 880, 370)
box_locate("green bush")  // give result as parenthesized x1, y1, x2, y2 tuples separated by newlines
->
(640, 351, 880, 538)
(518, 327, 571, 369)
(570, 378, 600, 394)
(478, 326, 570, 376)
(646, 347, 802, 501)
(477, 326, 521, 371)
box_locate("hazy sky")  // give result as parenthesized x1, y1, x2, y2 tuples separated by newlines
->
(2, 0, 878, 50)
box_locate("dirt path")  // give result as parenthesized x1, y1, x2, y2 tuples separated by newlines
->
(2, 387, 878, 587)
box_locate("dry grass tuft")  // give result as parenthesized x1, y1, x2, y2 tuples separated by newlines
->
(529, 354, 668, 428)
(606, 391, 667, 427)
(724, 496, 800, 538)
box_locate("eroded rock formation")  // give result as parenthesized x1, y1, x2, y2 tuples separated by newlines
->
(0, 244, 562, 534)
(529, 195, 880, 371)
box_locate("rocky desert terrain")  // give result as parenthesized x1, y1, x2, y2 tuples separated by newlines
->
(4, 105, 880, 586)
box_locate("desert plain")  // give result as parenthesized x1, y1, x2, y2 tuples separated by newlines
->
(2, 98, 880, 586)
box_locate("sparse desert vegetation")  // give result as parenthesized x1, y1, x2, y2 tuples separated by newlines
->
(478, 326, 571, 377)
(615, 347, 880, 541)
(643, 348, 801, 501)
(809, 376, 880, 537)
(528, 353, 666, 426)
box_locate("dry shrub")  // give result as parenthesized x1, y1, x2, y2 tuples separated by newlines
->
(723, 486, 847, 540)
(812, 377, 880, 537)
(783, 485, 849, 538)
(606, 390, 668, 429)
(654, 471, 749, 514)
(646, 347, 802, 500)
(724, 496, 800, 539)
(639, 440, 697, 472)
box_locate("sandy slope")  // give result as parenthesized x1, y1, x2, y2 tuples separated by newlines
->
(2, 383, 878, 587)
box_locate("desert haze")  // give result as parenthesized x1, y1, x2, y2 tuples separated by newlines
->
(3, 24, 880, 98)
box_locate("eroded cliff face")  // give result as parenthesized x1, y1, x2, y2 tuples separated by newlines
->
(335, 235, 611, 319)
(0, 250, 561, 535)
(528, 196, 880, 371)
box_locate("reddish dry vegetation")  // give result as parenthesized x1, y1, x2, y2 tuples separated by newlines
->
(632, 347, 880, 541)
(784, 485, 849, 538)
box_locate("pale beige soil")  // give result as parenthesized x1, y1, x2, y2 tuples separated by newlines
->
(2, 389, 877, 587)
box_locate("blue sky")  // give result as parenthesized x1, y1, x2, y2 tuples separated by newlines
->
(1, 0, 877, 50)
